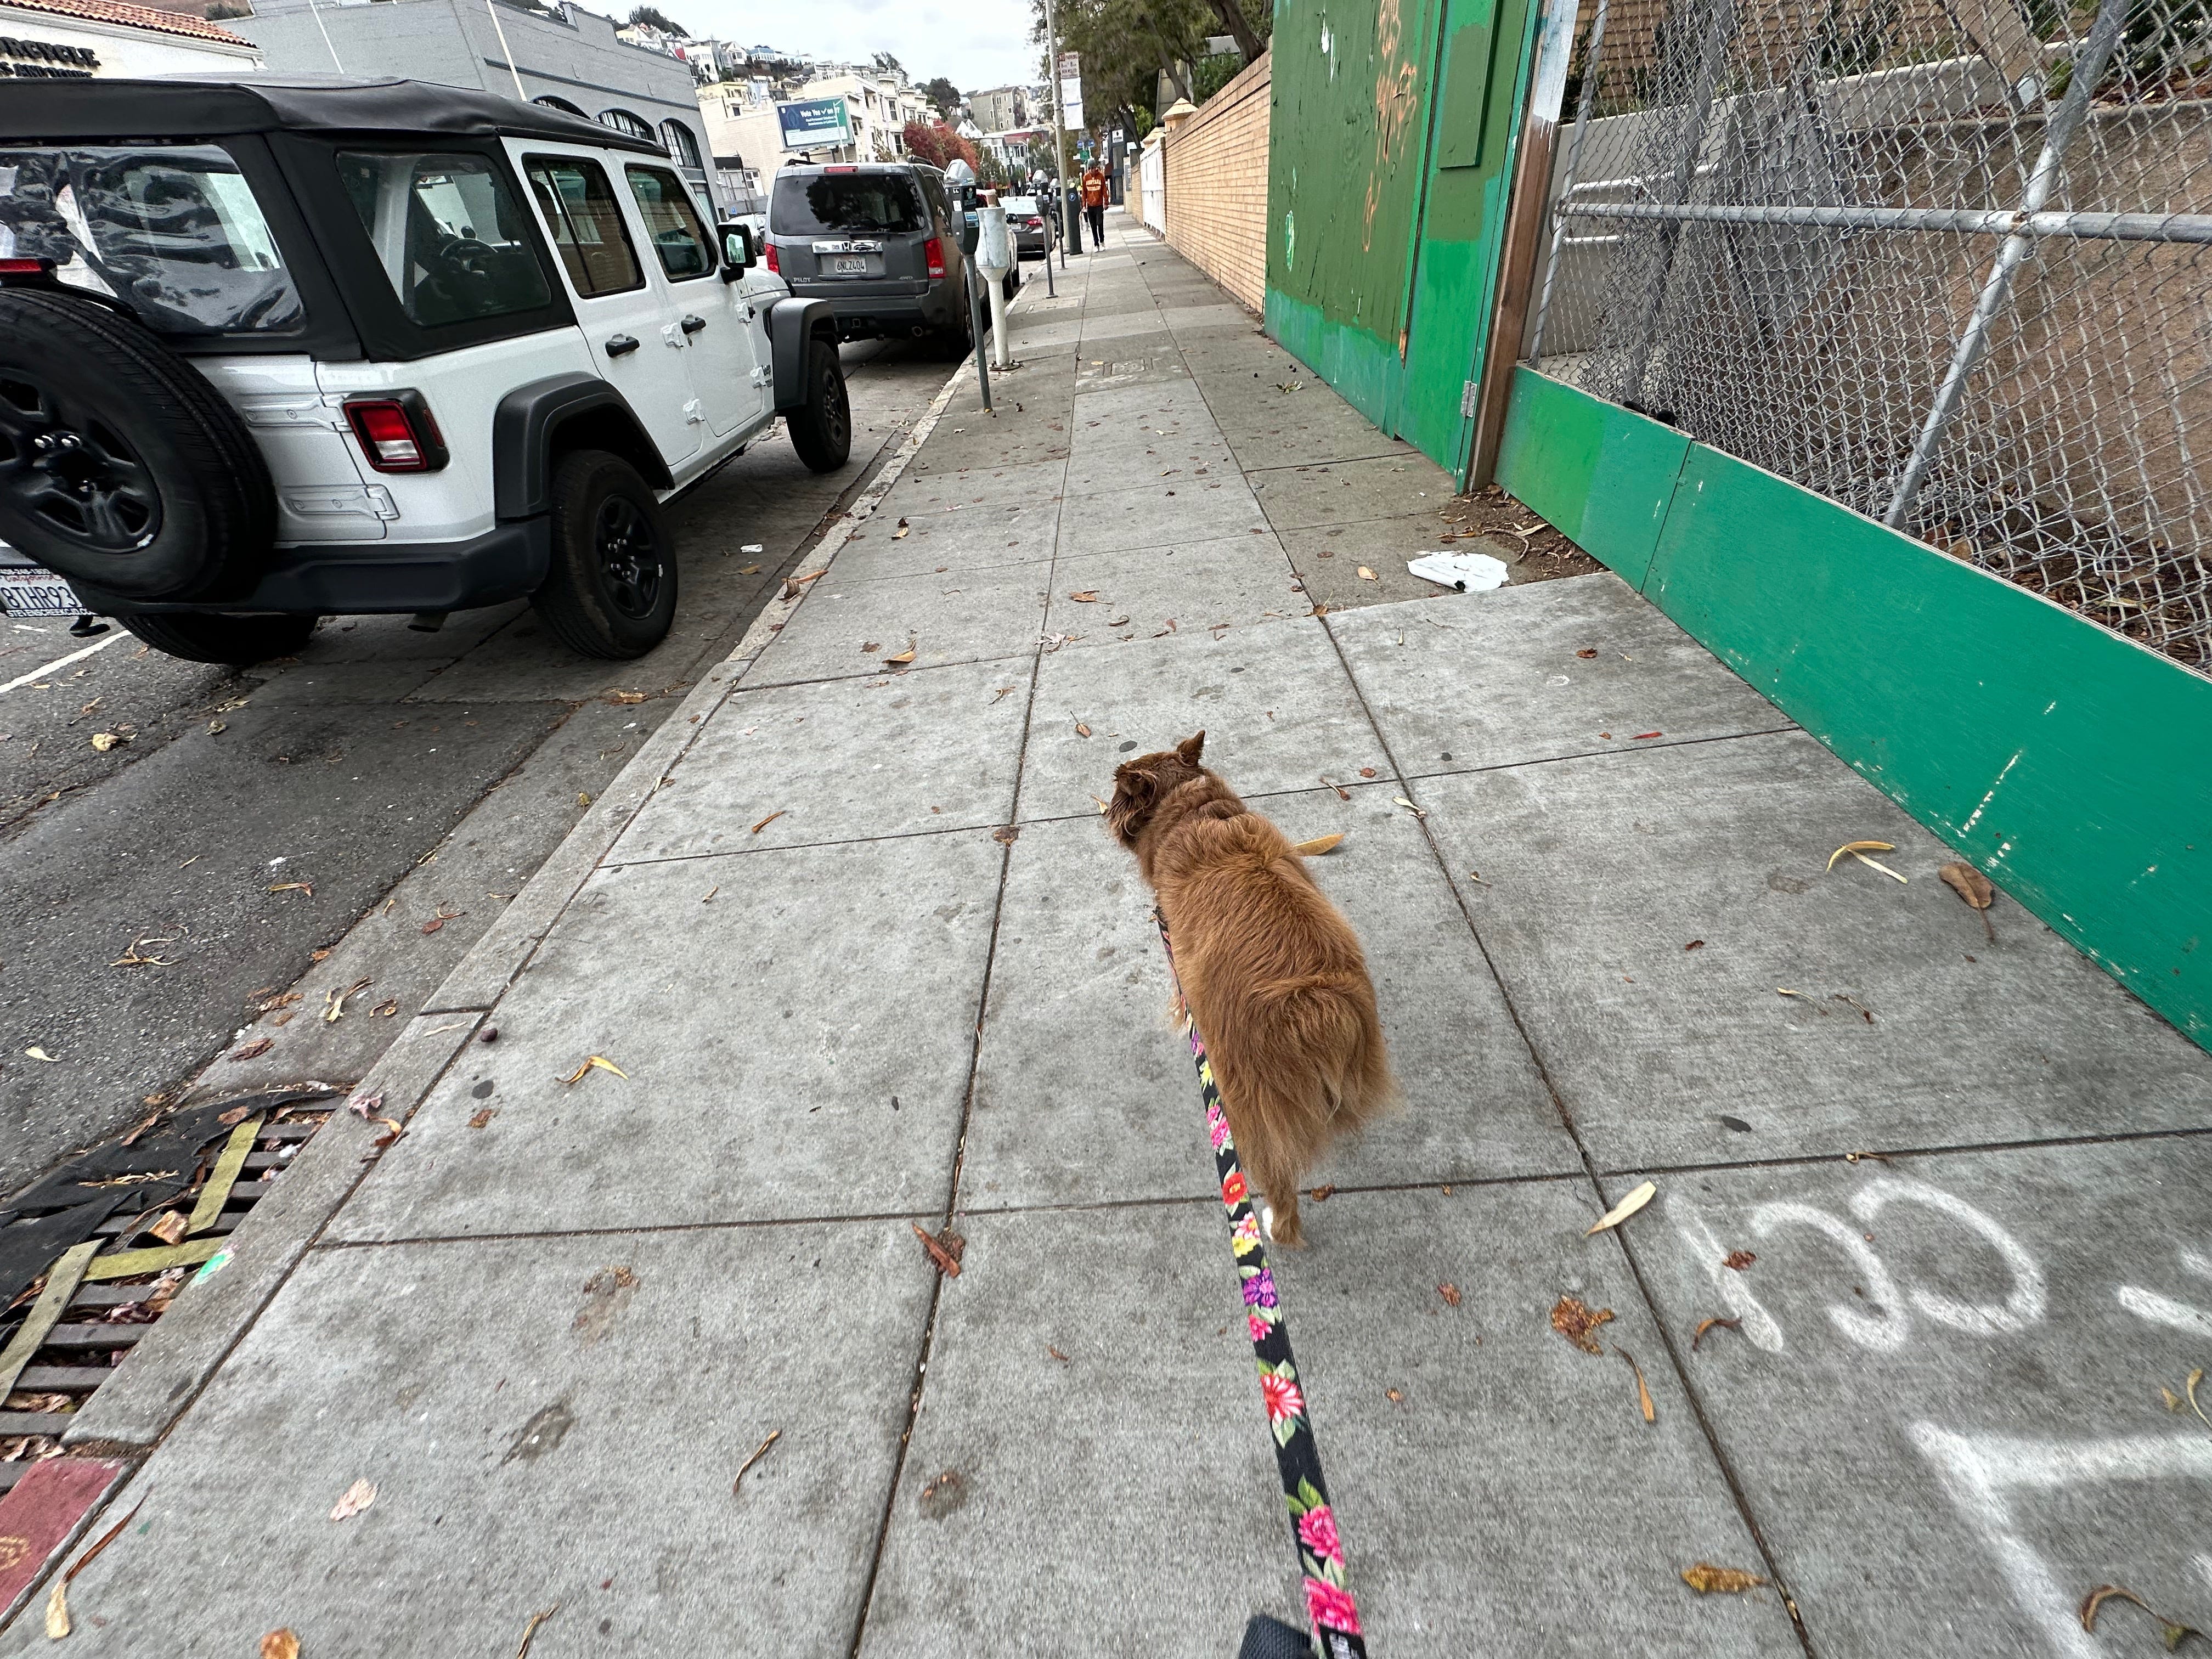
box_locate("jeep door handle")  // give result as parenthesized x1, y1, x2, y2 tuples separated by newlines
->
(680, 314, 706, 335)
(605, 334, 640, 357)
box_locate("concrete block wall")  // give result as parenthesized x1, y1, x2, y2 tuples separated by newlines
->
(1162, 49, 1269, 312)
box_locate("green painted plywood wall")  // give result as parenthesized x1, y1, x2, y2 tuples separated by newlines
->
(1266, 0, 1543, 479)
(1266, 0, 1442, 433)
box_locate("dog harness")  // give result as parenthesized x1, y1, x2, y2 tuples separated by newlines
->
(1155, 911, 1369, 1657)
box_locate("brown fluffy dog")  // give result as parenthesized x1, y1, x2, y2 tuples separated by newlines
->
(1108, 731, 1397, 1245)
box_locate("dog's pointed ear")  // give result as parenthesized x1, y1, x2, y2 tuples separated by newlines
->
(1176, 730, 1206, 766)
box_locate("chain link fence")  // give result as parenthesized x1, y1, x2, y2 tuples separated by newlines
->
(1526, 0, 2212, 670)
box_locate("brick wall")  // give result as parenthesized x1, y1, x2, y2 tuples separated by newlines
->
(1163, 49, 1269, 312)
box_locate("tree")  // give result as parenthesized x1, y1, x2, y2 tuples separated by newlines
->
(923, 76, 963, 117)
(901, 120, 980, 173)
(627, 5, 687, 35)
(872, 50, 905, 76)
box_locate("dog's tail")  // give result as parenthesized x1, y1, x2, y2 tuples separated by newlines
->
(1252, 973, 1400, 1129)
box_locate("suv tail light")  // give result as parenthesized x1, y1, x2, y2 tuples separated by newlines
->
(924, 236, 945, 279)
(0, 257, 55, 276)
(343, 392, 448, 473)
(764, 240, 780, 275)
(825, 165, 857, 174)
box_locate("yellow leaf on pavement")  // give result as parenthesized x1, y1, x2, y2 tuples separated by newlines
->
(1586, 1180, 1656, 1235)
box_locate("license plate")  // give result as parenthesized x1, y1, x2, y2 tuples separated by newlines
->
(0, 571, 88, 617)
(831, 256, 870, 274)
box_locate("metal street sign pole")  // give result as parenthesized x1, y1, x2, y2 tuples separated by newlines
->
(1043, 0, 1075, 262)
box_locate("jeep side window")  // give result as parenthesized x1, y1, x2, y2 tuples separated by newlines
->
(522, 157, 643, 298)
(334, 151, 550, 327)
(623, 166, 712, 282)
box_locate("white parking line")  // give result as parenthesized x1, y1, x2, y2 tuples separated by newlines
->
(0, 629, 125, 697)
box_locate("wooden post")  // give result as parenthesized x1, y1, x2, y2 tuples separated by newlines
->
(1468, 0, 1575, 487)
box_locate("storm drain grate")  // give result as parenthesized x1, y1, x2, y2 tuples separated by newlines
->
(0, 1091, 336, 1483)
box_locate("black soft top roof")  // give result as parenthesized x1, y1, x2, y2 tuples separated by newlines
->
(0, 76, 667, 155)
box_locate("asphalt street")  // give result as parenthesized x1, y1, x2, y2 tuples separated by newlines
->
(0, 330, 965, 1198)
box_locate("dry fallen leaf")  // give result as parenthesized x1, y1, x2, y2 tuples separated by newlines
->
(146, 1210, 189, 1246)
(1438, 1282, 1462, 1307)
(259, 1632, 301, 1659)
(267, 882, 314, 898)
(324, 977, 372, 1022)
(1939, 861, 1998, 941)
(89, 731, 121, 752)
(1294, 833, 1345, 856)
(1826, 839, 1895, 871)
(558, 1054, 629, 1085)
(1358, 767, 1378, 778)
(860, 641, 881, 653)
(1576, 647, 1598, 658)
(992, 824, 1020, 846)
(912, 1222, 965, 1277)
(1587, 1180, 1656, 1235)
(467, 1108, 498, 1130)
(24, 1046, 58, 1063)
(230, 1037, 274, 1062)
(1067, 590, 1101, 602)
(515, 1604, 560, 1659)
(892, 518, 911, 538)
(1616, 1345, 1657, 1423)
(1691, 1316, 1742, 1351)
(1722, 1250, 1757, 1271)
(46, 1497, 142, 1638)
(1681, 1563, 1769, 1595)
(732, 1428, 781, 1495)
(1308, 1184, 1336, 1201)
(330, 1477, 377, 1521)
(751, 809, 787, 834)
(2079, 1583, 2200, 1647)
(884, 645, 917, 665)
(608, 690, 647, 706)
(1551, 1294, 1615, 1355)
(1074, 722, 1091, 737)
(1356, 566, 1379, 582)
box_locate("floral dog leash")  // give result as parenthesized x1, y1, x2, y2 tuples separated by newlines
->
(1155, 912, 1368, 1658)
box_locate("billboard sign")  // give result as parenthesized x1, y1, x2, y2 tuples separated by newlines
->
(777, 97, 850, 150)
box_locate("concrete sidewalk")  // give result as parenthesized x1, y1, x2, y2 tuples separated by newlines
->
(12, 214, 2212, 1657)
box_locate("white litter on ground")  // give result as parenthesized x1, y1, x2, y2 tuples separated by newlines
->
(1408, 551, 1510, 592)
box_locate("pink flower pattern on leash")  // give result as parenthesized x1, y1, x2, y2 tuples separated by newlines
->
(1297, 1504, 1345, 1567)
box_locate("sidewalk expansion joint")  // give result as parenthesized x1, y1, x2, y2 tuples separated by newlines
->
(313, 1206, 956, 1252)
(1602, 1119, 2212, 1182)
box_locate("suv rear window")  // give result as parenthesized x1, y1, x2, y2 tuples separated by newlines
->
(336, 151, 551, 327)
(0, 146, 300, 334)
(771, 172, 927, 236)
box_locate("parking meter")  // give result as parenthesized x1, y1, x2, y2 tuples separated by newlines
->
(975, 196, 1013, 368)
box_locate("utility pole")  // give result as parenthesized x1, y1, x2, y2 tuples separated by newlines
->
(1042, 0, 1076, 261)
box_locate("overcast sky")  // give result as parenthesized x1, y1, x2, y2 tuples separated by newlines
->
(664, 0, 1045, 92)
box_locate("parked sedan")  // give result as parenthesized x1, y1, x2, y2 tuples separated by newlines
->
(1001, 194, 1052, 259)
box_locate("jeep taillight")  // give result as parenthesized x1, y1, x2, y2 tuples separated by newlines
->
(924, 236, 945, 279)
(764, 240, 780, 275)
(344, 393, 448, 473)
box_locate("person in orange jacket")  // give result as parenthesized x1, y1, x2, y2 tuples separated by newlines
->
(1081, 163, 1108, 246)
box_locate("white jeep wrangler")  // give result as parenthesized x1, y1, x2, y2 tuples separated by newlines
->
(0, 76, 851, 663)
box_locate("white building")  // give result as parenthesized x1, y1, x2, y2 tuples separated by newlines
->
(0, 0, 261, 80)
(234, 0, 717, 210)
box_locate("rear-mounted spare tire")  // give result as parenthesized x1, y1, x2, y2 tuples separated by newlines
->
(0, 289, 275, 601)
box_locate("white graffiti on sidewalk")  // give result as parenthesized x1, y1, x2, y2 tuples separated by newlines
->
(2115, 1245, 2212, 1342)
(1673, 1178, 2212, 1657)
(1911, 1425, 2212, 1659)
(1673, 1175, 2045, 1352)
